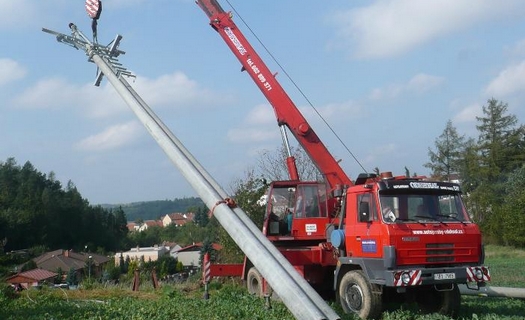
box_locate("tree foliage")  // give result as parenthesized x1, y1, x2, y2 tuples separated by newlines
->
(0, 158, 128, 252)
(114, 197, 204, 222)
(426, 99, 525, 244)
(425, 119, 465, 181)
(217, 169, 267, 263)
(500, 165, 525, 246)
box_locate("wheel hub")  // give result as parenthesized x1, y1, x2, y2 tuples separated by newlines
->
(345, 284, 363, 311)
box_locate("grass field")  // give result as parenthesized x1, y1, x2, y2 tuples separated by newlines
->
(1, 245, 524, 320)
(484, 245, 525, 288)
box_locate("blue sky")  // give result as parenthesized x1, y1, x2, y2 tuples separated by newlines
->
(1, 0, 525, 205)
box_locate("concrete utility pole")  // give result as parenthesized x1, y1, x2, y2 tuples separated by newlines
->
(42, 23, 339, 320)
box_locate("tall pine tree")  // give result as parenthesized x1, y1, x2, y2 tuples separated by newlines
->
(425, 120, 465, 181)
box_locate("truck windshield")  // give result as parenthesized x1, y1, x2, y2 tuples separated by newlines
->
(379, 192, 469, 224)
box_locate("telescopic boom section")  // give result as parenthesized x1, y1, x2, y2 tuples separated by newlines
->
(196, 0, 353, 189)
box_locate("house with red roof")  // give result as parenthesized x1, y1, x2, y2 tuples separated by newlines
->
(6, 268, 57, 289)
(31, 249, 110, 281)
(137, 220, 163, 232)
(161, 212, 195, 227)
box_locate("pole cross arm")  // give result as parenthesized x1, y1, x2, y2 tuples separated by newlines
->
(42, 24, 134, 86)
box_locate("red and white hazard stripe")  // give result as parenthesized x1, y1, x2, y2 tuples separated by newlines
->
(203, 253, 211, 283)
(393, 270, 422, 286)
(466, 266, 491, 282)
(85, 0, 101, 19)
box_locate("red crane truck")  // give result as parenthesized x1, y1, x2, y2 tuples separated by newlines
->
(196, 1, 490, 318)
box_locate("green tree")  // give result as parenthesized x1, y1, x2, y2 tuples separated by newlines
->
(66, 267, 77, 286)
(21, 260, 37, 272)
(0, 157, 129, 253)
(160, 223, 179, 242)
(500, 165, 525, 246)
(127, 259, 139, 278)
(193, 205, 210, 227)
(127, 226, 162, 247)
(218, 170, 267, 263)
(199, 238, 217, 267)
(54, 267, 64, 284)
(472, 99, 522, 241)
(505, 124, 525, 170)
(425, 120, 465, 181)
(476, 98, 519, 179)
(119, 253, 126, 274)
(155, 255, 178, 278)
(173, 222, 208, 246)
(176, 260, 184, 272)
(457, 138, 481, 194)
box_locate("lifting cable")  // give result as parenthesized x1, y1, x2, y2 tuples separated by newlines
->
(225, 0, 368, 174)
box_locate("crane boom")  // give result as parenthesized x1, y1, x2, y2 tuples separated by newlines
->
(197, 3, 490, 319)
(197, 0, 353, 190)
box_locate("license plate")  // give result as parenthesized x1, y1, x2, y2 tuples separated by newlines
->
(434, 273, 455, 280)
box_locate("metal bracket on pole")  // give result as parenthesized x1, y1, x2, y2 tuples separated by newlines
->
(42, 24, 135, 86)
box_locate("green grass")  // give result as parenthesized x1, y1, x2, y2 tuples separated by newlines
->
(484, 245, 525, 287)
(1, 283, 524, 320)
(1, 245, 524, 320)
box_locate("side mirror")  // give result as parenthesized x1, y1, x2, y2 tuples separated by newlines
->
(358, 202, 370, 223)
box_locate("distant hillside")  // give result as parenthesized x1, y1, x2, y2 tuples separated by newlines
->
(103, 197, 205, 222)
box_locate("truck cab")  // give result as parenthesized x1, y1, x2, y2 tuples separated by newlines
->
(262, 181, 332, 240)
(331, 173, 489, 318)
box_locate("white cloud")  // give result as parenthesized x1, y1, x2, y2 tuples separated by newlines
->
(226, 99, 363, 145)
(227, 104, 278, 143)
(12, 71, 222, 117)
(407, 74, 444, 92)
(133, 71, 220, 108)
(0, 0, 36, 29)
(452, 103, 481, 124)
(0, 59, 27, 86)
(306, 100, 362, 120)
(11, 77, 125, 117)
(504, 39, 525, 58)
(103, 0, 148, 9)
(245, 104, 275, 125)
(227, 127, 278, 143)
(329, 0, 525, 59)
(75, 121, 143, 151)
(12, 77, 86, 109)
(485, 60, 525, 97)
(369, 73, 444, 100)
(362, 143, 397, 166)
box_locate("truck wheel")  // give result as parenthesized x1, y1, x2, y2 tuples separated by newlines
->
(416, 284, 461, 317)
(246, 267, 263, 297)
(338, 270, 382, 319)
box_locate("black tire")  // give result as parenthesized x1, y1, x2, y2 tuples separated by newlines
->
(416, 284, 461, 317)
(246, 267, 263, 297)
(338, 270, 382, 319)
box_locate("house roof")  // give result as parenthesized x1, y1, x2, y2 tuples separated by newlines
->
(6, 268, 57, 284)
(32, 249, 110, 272)
(143, 220, 163, 227)
(168, 213, 185, 220)
(165, 212, 195, 226)
(176, 242, 222, 253)
(121, 245, 168, 254)
(127, 222, 137, 231)
(162, 241, 179, 249)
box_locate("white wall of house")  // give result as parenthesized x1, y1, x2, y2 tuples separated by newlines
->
(177, 251, 200, 268)
(115, 245, 168, 265)
(161, 215, 172, 227)
(169, 245, 182, 259)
